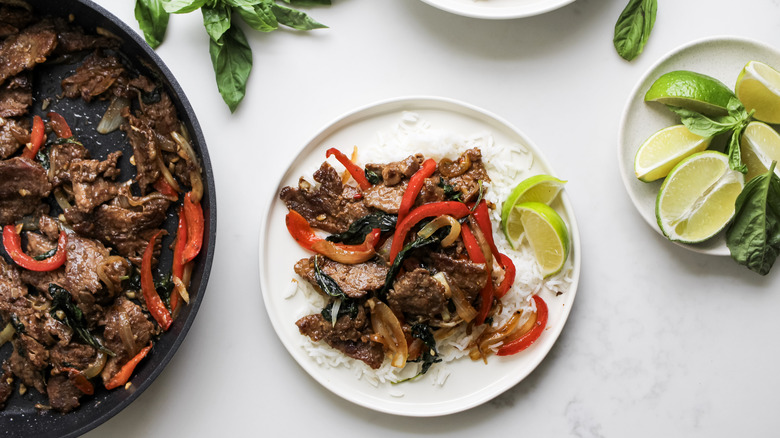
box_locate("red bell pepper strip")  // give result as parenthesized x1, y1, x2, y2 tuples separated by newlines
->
(21, 115, 45, 160)
(460, 222, 485, 263)
(170, 205, 188, 313)
(285, 210, 321, 251)
(388, 201, 471, 263)
(326, 147, 371, 190)
(141, 231, 172, 331)
(494, 254, 516, 298)
(496, 294, 548, 356)
(2, 225, 67, 272)
(181, 192, 203, 264)
(153, 177, 178, 198)
(462, 224, 494, 325)
(285, 210, 381, 263)
(61, 367, 94, 395)
(397, 158, 437, 223)
(105, 343, 153, 390)
(47, 111, 72, 139)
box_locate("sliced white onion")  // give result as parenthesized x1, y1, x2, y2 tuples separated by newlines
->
(172, 275, 190, 305)
(0, 323, 16, 347)
(96, 96, 129, 134)
(83, 350, 107, 379)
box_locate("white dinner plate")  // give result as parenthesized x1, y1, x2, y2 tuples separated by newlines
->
(418, 0, 576, 19)
(617, 36, 780, 256)
(258, 96, 581, 416)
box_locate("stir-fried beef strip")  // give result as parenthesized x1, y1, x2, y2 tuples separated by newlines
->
(0, 73, 31, 117)
(365, 154, 421, 186)
(0, 116, 28, 159)
(0, 156, 51, 224)
(0, 20, 56, 86)
(68, 151, 122, 213)
(0, 361, 12, 409)
(426, 251, 487, 303)
(281, 162, 369, 234)
(295, 256, 388, 299)
(445, 148, 489, 203)
(46, 374, 81, 413)
(121, 111, 161, 194)
(0, 2, 34, 37)
(99, 297, 156, 386)
(296, 305, 384, 369)
(49, 18, 119, 55)
(48, 141, 90, 186)
(60, 52, 125, 102)
(387, 268, 447, 321)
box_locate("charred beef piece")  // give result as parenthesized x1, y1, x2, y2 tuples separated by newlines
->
(0, 73, 31, 117)
(280, 162, 369, 234)
(142, 91, 180, 135)
(427, 251, 487, 303)
(0, 21, 57, 86)
(296, 306, 384, 369)
(0, 257, 26, 319)
(295, 256, 388, 299)
(0, 157, 51, 224)
(0, 3, 34, 37)
(417, 177, 446, 205)
(68, 151, 122, 212)
(0, 116, 28, 159)
(50, 18, 119, 55)
(365, 154, 421, 186)
(8, 348, 45, 394)
(19, 231, 67, 294)
(445, 148, 490, 203)
(362, 181, 406, 214)
(61, 52, 125, 102)
(121, 110, 161, 194)
(46, 374, 82, 413)
(388, 268, 447, 319)
(49, 343, 96, 371)
(48, 141, 90, 186)
(0, 361, 12, 410)
(100, 297, 156, 386)
(65, 197, 169, 261)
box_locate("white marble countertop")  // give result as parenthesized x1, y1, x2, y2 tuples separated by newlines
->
(85, 1, 780, 437)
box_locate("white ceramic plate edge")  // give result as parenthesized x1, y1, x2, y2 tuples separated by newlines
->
(418, 0, 576, 20)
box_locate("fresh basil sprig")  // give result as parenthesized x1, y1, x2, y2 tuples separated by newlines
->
(134, 0, 329, 112)
(613, 0, 657, 61)
(667, 97, 751, 173)
(726, 161, 780, 275)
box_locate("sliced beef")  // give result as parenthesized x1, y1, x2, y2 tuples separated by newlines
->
(8, 348, 44, 394)
(388, 268, 447, 319)
(121, 110, 160, 194)
(417, 177, 446, 205)
(0, 157, 51, 224)
(61, 52, 125, 102)
(64, 233, 109, 295)
(49, 343, 96, 370)
(142, 91, 179, 135)
(46, 374, 81, 413)
(48, 141, 89, 186)
(296, 307, 384, 369)
(294, 256, 388, 299)
(445, 148, 490, 203)
(0, 361, 12, 410)
(427, 251, 487, 303)
(51, 18, 119, 54)
(68, 151, 122, 212)
(100, 297, 156, 386)
(65, 197, 169, 261)
(280, 162, 369, 234)
(0, 3, 34, 37)
(363, 181, 406, 214)
(0, 21, 57, 86)
(0, 116, 28, 159)
(0, 73, 31, 117)
(0, 257, 26, 318)
(365, 154, 421, 186)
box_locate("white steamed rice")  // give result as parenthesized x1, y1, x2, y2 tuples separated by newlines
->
(286, 112, 573, 390)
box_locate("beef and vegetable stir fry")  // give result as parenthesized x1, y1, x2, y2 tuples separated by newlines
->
(282, 146, 548, 379)
(0, 2, 204, 413)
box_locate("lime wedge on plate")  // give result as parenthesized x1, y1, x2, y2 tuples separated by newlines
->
(655, 151, 745, 243)
(645, 70, 736, 116)
(634, 125, 712, 182)
(501, 174, 566, 249)
(512, 202, 569, 278)
(740, 121, 780, 181)
(736, 61, 780, 124)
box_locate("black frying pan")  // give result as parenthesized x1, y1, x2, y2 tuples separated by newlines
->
(0, 1, 216, 436)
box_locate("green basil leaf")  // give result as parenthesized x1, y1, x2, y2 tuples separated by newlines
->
(667, 105, 740, 137)
(313, 255, 348, 300)
(235, 2, 279, 32)
(284, 0, 332, 5)
(162, 0, 207, 13)
(326, 211, 397, 245)
(202, 3, 232, 42)
(135, 0, 170, 49)
(727, 123, 748, 174)
(613, 0, 657, 61)
(727, 162, 780, 275)
(270, 3, 327, 30)
(49, 284, 115, 356)
(209, 24, 253, 113)
(225, 0, 265, 6)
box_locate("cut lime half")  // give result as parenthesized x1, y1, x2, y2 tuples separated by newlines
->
(645, 70, 736, 116)
(501, 174, 566, 249)
(634, 125, 712, 182)
(513, 202, 569, 278)
(736, 61, 780, 124)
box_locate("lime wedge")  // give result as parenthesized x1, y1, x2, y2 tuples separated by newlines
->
(501, 174, 566, 249)
(645, 70, 736, 116)
(514, 202, 569, 278)
(634, 125, 712, 182)
(655, 151, 745, 243)
(740, 121, 780, 181)
(736, 61, 780, 124)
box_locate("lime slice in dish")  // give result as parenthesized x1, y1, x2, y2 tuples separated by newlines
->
(740, 121, 780, 181)
(513, 202, 569, 278)
(634, 124, 712, 182)
(501, 174, 566, 249)
(644, 70, 736, 116)
(655, 151, 745, 243)
(736, 61, 780, 124)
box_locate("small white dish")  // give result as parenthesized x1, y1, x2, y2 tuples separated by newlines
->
(617, 36, 780, 256)
(418, 0, 576, 19)
(258, 96, 581, 416)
